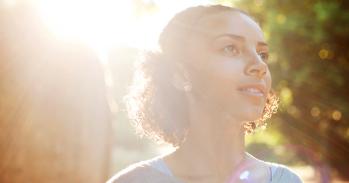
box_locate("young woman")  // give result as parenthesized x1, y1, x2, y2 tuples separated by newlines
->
(108, 5, 303, 183)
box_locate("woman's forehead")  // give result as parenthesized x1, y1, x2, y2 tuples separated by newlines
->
(194, 11, 265, 44)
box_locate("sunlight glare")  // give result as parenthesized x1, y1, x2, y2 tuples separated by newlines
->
(3, 0, 16, 7)
(37, 0, 213, 51)
(37, 0, 134, 52)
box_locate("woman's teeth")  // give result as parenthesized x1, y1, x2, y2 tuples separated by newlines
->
(239, 88, 264, 96)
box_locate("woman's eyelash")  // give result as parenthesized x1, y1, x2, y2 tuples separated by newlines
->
(221, 44, 240, 55)
(218, 44, 269, 61)
(258, 52, 269, 60)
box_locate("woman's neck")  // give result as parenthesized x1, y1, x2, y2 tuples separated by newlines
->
(164, 104, 246, 182)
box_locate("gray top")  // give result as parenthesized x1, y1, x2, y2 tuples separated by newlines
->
(107, 154, 303, 183)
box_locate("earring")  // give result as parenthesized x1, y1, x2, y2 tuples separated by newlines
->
(173, 73, 192, 92)
(183, 81, 192, 92)
(172, 63, 192, 92)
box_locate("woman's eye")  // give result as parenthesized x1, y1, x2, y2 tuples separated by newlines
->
(258, 52, 269, 61)
(222, 45, 240, 56)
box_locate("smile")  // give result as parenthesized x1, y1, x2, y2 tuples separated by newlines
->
(238, 88, 264, 96)
(237, 84, 267, 97)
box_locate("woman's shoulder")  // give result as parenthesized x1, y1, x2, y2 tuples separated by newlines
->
(106, 157, 177, 183)
(269, 163, 303, 183)
(106, 161, 148, 183)
(246, 153, 303, 183)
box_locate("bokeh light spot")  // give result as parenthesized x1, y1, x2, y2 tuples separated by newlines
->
(332, 110, 342, 121)
(276, 14, 286, 24)
(280, 87, 293, 106)
(311, 107, 321, 117)
(287, 105, 301, 118)
(318, 49, 329, 59)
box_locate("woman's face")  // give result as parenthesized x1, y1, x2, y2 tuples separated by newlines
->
(185, 11, 271, 123)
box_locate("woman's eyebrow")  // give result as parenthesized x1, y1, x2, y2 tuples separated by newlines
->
(213, 33, 268, 47)
(257, 42, 268, 47)
(213, 34, 245, 42)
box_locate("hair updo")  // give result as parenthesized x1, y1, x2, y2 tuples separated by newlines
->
(125, 5, 279, 147)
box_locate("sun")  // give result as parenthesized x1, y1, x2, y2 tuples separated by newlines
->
(37, 0, 135, 52)
(36, 0, 212, 49)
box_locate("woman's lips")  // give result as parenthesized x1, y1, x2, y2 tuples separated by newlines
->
(237, 84, 267, 97)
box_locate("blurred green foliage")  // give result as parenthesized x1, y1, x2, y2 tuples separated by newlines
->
(219, 0, 349, 179)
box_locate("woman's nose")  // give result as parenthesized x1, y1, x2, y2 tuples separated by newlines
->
(245, 54, 267, 78)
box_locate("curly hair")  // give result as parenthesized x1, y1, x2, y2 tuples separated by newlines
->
(125, 5, 279, 147)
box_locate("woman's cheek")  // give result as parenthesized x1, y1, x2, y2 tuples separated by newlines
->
(265, 70, 272, 93)
(211, 57, 245, 78)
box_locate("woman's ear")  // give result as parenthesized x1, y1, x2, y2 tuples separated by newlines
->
(172, 63, 192, 92)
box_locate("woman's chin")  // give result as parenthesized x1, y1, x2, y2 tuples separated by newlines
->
(225, 110, 263, 123)
(243, 108, 264, 121)
(246, 116, 262, 122)
(222, 103, 265, 122)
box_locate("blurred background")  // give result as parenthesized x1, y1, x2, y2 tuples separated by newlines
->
(0, 0, 348, 182)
